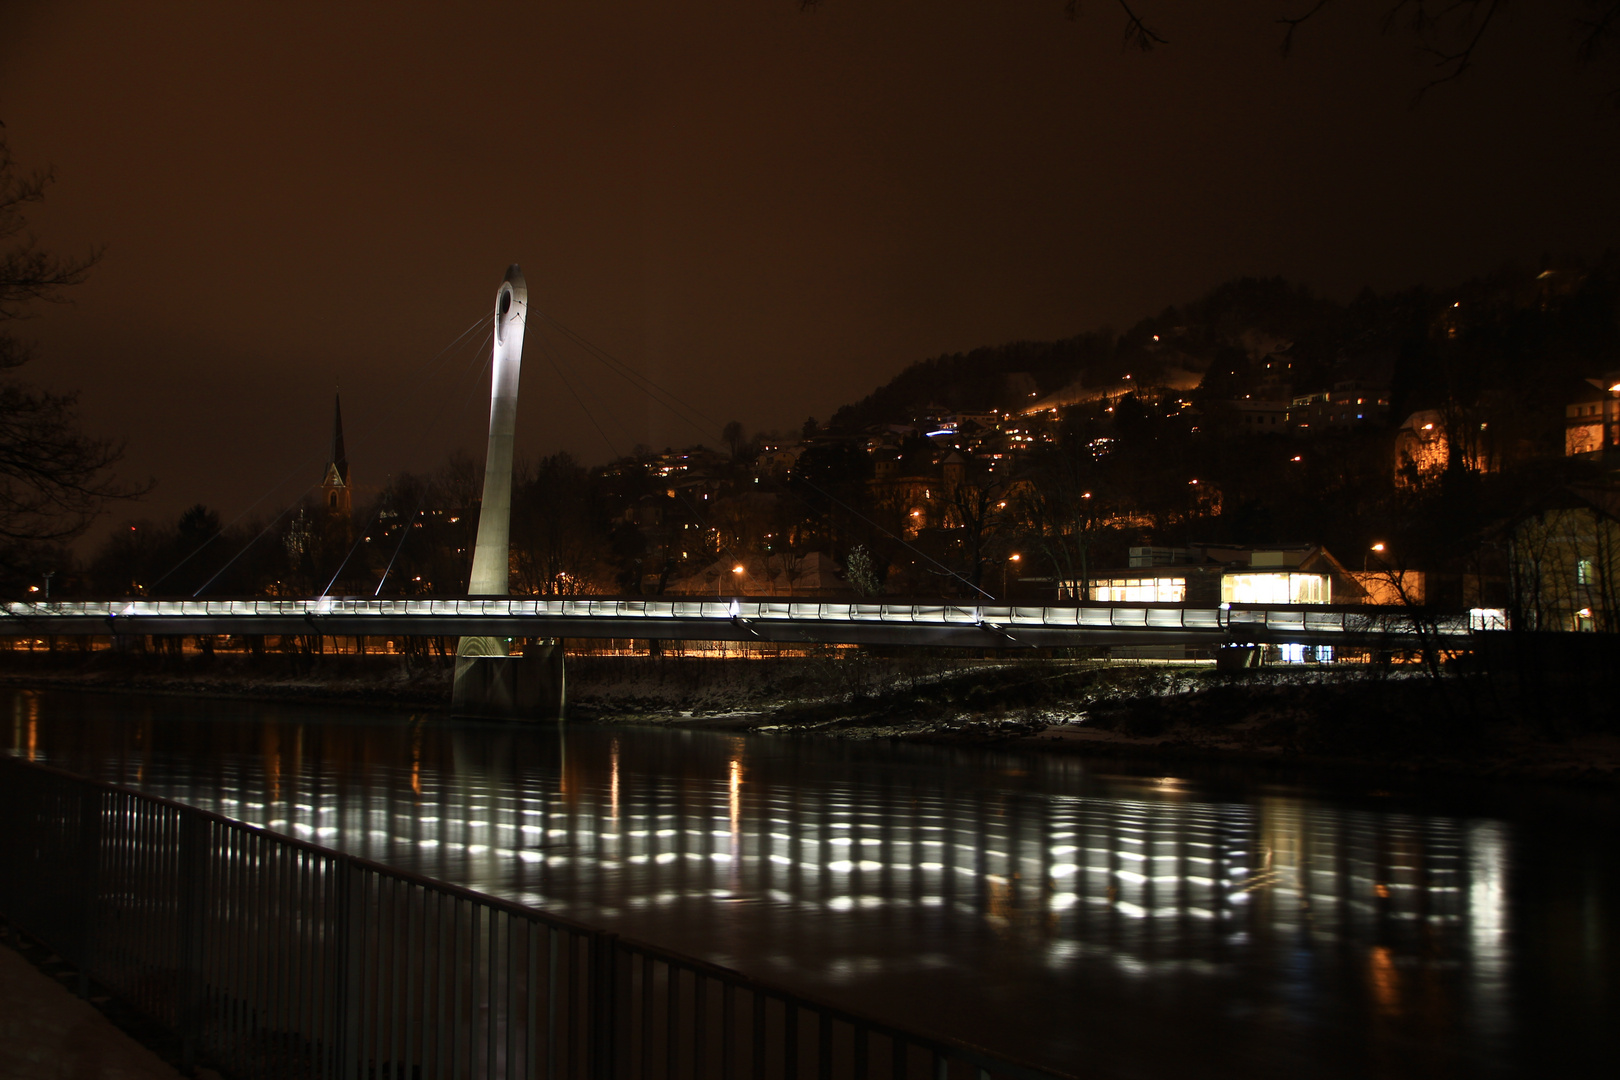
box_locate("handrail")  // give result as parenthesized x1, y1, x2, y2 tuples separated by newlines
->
(1, 596, 1479, 637)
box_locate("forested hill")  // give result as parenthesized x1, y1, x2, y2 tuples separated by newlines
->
(826, 264, 1620, 431)
(827, 334, 1113, 430)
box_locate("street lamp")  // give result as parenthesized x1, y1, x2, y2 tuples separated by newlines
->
(1003, 553, 1021, 599)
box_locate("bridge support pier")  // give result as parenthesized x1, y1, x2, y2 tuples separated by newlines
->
(451, 642, 566, 721)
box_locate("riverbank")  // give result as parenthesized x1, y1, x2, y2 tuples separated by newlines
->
(1, 649, 1614, 785)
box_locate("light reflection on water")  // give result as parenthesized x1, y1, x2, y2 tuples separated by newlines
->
(5, 688, 1615, 1077)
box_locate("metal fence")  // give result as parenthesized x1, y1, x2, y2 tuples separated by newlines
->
(0, 755, 1072, 1080)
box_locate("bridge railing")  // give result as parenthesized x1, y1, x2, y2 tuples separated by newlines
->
(0, 754, 1071, 1080)
(2, 597, 1480, 640)
(3, 597, 1227, 625)
(1222, 605, 1472, 638)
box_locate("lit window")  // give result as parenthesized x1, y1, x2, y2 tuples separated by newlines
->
(1222, 573, 1330, 605)
(1087, 577, 1186, 603)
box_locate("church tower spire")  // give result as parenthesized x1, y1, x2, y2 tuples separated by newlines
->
(322, 393, 352, 517)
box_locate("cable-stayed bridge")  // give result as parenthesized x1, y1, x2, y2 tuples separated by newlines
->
(38, 266, 1490, 715)
(2, 596, 1481, 649)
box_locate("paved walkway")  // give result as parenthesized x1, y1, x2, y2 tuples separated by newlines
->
(0, 939, 184, 1080)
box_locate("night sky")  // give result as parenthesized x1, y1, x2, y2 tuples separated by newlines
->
(3, 1, 1618, 538)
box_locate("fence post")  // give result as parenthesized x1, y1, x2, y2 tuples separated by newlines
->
(335, 859, 364, 1080)
(590, 931, 619, 1080)
(0, 762, 18, 950)
(76, 785, 102, 999)
(178, 811, 208, 1071)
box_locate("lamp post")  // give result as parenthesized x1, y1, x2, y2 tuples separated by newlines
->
(1003, 553, 1021, 600)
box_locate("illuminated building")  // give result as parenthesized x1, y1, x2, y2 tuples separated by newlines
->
(1393, 410, 1496, 488)
(1087, 544, 1353, 607)
(1563, 374, 1620, 459)
(1288, 380, 1391, 432)
(1510, 485, 1620, 632)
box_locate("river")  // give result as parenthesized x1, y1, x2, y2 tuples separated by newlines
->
(3, 687, 1614, 1078)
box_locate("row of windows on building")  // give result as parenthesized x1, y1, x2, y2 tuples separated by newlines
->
(1086, 572, 1330, 606)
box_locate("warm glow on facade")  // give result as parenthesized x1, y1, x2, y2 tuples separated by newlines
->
(1089, 577, 1186, 603)
(1222, 572, 1330, 605)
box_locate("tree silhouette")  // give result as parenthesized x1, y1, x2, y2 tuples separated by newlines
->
(0, 136, 144, 582)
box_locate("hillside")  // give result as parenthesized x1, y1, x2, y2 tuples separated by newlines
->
(827, 263, 1620, 435)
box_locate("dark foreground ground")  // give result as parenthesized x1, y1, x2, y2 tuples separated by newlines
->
(0, 915, 197, 1080)
(1, 647, 1614, 785)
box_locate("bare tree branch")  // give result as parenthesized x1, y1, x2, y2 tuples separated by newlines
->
(1279, 1, 1334, 57)
(1576, 0, 1620, 64)
(1382, 0, 1503, 100)
(0, 142, 101, 327)
(0, 137, 146, 558)
(798, 0, 1620, 98)
(1065, 1, 1170, 50)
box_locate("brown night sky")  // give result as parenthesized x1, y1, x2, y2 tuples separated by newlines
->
(2, 1, 1618, 538)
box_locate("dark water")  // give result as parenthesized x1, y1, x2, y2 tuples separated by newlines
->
(3, 688, 1615, 1078)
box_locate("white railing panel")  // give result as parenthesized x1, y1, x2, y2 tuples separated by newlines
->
(1303, 611, 1344, 632)
(1077, 607, 1112, 627)
(1263, 609, 1306, 630)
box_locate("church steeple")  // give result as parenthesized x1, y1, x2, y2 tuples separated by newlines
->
(331, 393, 349, 484)
(322, 393, 352, 517)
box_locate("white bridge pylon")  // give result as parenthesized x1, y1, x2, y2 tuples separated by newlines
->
(458, 264, 528, 661)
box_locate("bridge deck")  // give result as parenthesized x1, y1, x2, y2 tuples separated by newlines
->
(1, 598, 1488, 648)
